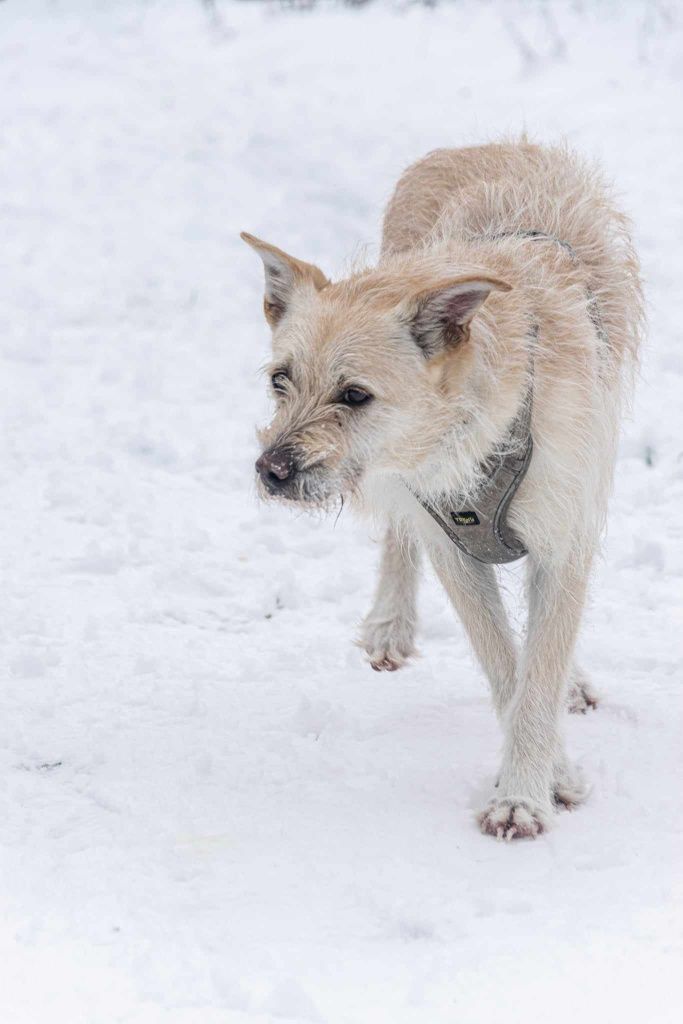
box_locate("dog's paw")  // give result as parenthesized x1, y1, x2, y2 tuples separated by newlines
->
(553, 758, 590, 810)
(566, 676, 599, 714)
(357, 616, 415, 672)
(478, 798, 552, 841)
(369, 655, 404, 672)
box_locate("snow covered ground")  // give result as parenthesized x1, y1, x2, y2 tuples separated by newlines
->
(1, 1, 682, 1021)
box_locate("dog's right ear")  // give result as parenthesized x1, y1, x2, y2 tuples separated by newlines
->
(404, 275, 512, 358)
(240, 232, 329, 328)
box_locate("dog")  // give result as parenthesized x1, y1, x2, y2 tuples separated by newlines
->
(241, 141, 643, 840)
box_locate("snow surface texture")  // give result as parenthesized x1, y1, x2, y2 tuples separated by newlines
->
(1, 1, 682, 1021)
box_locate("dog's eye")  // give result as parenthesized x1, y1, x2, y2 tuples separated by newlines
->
(271, 370, 289, 394)
(342, 387, 372, 406)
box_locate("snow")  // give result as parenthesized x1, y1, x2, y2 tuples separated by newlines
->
(1, 1, 682, 1021)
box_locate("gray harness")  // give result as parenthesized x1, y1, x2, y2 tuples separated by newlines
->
(412, 389, 533, 564)
(409, 230, 603, 565)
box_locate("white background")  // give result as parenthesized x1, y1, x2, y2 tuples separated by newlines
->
(1, 2, 681, 1021)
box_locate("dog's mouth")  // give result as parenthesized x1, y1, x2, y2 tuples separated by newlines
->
(255, 449, 361, 510)
(255, 468, 339, 510)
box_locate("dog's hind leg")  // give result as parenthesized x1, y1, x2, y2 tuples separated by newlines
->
(479, 551, 593, 840)
(428, 544, 519, 716)
(358, 525, 420, 671)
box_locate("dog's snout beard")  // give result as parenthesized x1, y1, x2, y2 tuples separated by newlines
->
(254, 449, 360, 511)
(255, 450, 328, 506)
(255, 468, 330, 507)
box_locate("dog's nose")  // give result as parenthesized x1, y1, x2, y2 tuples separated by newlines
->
(255, 449, 296, 490)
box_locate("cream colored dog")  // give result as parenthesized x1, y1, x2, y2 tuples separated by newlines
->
(242, 141, 642, 840)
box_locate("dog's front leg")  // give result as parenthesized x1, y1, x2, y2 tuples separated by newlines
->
(358, 525, 420, 671)
(429, 545, 518, 716)
(479, 553, 592, 840)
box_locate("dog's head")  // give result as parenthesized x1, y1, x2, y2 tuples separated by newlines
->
(242, 232, 511, 508)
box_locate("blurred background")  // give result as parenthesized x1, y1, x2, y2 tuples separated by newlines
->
(1, 3, 681, 1023)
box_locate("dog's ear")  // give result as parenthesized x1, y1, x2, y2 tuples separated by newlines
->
(405, 275, 512, 358)
(240, 232, 329, 328)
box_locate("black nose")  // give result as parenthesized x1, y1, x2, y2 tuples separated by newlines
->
(255, 449, 296, 491)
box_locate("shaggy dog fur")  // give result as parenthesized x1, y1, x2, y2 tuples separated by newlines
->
(242, 141, 643, 840)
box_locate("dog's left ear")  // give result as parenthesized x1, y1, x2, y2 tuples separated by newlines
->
(240, 232, 329, 328)
(406, 275, 512, 358)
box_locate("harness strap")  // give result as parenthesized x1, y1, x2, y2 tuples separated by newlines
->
(490, 229, 579, 261)
(412, 431, 532, 564)
(411, 330, 535, 564)
(492, 230, 608, 343)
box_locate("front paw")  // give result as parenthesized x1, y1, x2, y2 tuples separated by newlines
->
(357, 615, 415, 672)
(478, 797, 552, 841)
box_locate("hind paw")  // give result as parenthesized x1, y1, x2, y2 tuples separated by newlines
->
(567, 671, 599, 714)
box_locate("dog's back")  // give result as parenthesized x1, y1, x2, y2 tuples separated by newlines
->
(382, 142, 642, 373)
(381, 143, 539, 255)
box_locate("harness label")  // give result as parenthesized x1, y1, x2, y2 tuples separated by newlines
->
(451, 511, 480, 526)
